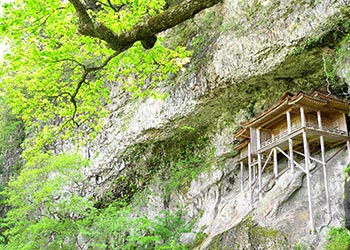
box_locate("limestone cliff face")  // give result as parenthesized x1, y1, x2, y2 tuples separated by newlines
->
(86, 0, 350, 248)
(201, 149, 348, 249)
(91, 0, 350, 175)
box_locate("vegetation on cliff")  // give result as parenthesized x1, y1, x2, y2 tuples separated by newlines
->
(2, 0, 350, 249)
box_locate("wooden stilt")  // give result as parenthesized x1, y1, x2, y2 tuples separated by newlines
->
(286, 111, 294, 172)
(289, 139, 294, 173)
(294, 150, 323, 165)
(300, 107, 306, 127)
(317, 111, 330, 214)
(258, 153, 262, 200)
(326, 143, 347, 163)
(302, 131, 315, 232)
(286, 111, 292, 133)
(301, 107, 314, 231)
(273, 147, 278, 178)
(248, 143, 253, 207)
(257, 128, 261, 150)
(240, 161, 244, 192)
(320, 135, 330, 214)
(344, 112, 350, 161)
(253, 164, 256, 182)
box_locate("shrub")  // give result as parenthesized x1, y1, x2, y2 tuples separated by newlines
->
(325, 227, 350, 250)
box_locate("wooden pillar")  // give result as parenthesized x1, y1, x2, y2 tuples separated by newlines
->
(255, 128, 260, 187)
(258, 153, 262, 200)
(318, 111, 330, 214)
(286, 111, 294, 173)
(248, 143, 253, 207)
(344, 113, 350, 161)
(300, 106, 306, 127)
(240, 161, 244, 192)
(286, 110, 292, 133)
(257, 128, 261, 150)
(253, 164, 256, 182)
(302, 131, 315, 232)
(273, 147, 278, 178)
(317, 111, 322, 130)
(288, 139, 294, 173)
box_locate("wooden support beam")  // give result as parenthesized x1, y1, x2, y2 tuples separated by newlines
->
(302, 131, 315, 232)
(276, 147, 306, 173)
(258, 153, 262, 200)
(286, 110, 292, 133)
(262, 149, 274, 173)
(293, 150, 323, 165)
(248, 143, 253, 207)
(326, 143, 347, 163)
(240, 161, 244, 192)
(318, 111, 330, 214)
(289, 138, 294, 173)
(273, 147, 278, 178)
(317, 111, 323, 130)
(300, 106, 306, 127)
(257, 128, 261, 150)
(253, 164, 256, 182)
(286, 111, 294, 173)
(345, 113, 349, 136)
(320, 134, 330, 214)
(345, 112, 350, 162)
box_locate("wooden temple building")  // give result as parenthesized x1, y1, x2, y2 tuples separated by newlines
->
(234, 90, 350, 231)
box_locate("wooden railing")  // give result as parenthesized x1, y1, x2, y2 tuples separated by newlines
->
(259, 122, 347, 149)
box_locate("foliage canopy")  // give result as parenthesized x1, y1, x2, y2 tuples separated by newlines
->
(0, 0, 221, 248)
(0, 0, 220, 152)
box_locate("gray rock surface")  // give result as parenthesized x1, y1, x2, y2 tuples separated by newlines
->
(91, 0, 349, 176)
(82, 0, 350, 248)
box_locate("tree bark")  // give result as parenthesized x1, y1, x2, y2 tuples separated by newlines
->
(69, 0, 222, 52)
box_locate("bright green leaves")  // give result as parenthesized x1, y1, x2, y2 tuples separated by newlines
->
(113, 39, 192, 99)
(0, 0, 193, 155)
(0, 97, 23, 188)
(2, 152, 91, 249)
(1, 0, 113, 152)
(5, 152, 89, 213)
(0, 97, 23, 158)
(325, 227, 350, 250)
(95, 0, 166, 34)
(0, 1, 195, 244)
(1, 153, 191, 249)
(82, 205, 190, 250)
(0, 0, 202, 248)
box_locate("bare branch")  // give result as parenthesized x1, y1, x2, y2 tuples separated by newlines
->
(85, 51, 119, 73)
(54, 58, 87, 70)
(105, 0, 121, 12)
(65, 51, 118, 127)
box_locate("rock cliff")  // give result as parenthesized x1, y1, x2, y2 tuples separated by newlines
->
(85, 0, 350, 248)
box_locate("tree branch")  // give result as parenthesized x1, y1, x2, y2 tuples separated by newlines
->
(55, 58, 86, 70)
(65, 0, 221, 126)
(67, 51, 119, 127)
(69, 0, 222, 52)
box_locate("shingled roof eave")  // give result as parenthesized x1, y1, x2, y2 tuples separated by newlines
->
(239, 90, 350, 129)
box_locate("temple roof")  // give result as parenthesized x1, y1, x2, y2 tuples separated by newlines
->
(234, 138, 249, 151)
(235, 89, 350, 132)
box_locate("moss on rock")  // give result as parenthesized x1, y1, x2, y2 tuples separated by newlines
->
(207, 217, 290, 250)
